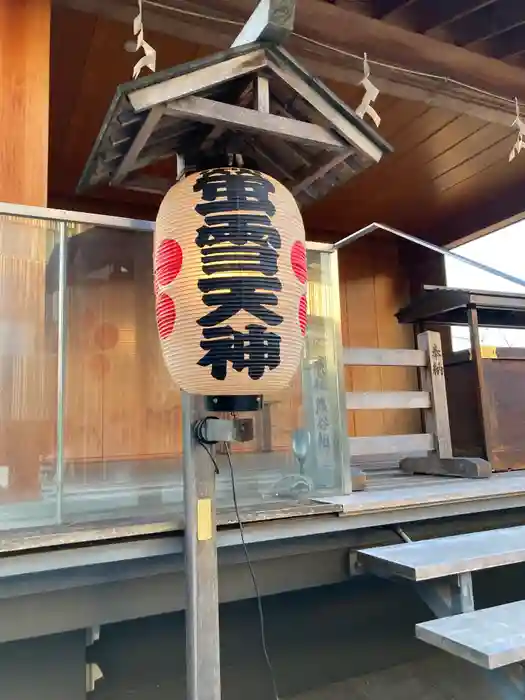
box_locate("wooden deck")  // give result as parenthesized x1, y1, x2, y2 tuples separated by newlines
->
(316, 468, 525, 523)
(2, 465, 525, 553)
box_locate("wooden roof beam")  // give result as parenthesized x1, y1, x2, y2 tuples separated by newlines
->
(231, 0, 295, 47)
(369, 0, 407, 18)
(164, 95, 348, 150)
(386, 0, 498, 35)
(426, 175, 525, 247)
(57, 0, 525, 125)
(443, 0, 525, 46)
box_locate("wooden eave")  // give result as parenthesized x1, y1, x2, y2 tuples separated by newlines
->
(77, 41, 392, 207)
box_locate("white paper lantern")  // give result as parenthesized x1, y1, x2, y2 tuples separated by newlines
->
(154, 167, 307, 397)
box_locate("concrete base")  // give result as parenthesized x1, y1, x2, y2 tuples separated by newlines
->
(400, 454, 492, 479)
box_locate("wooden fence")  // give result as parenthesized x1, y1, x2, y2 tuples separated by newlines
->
(345, 331, 453, 463)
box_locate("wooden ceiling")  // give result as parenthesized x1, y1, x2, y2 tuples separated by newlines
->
(345, 0, 525, 67)
(49, 0, 525, 246)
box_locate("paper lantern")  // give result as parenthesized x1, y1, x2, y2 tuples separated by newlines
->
(154, 167, 307, 398)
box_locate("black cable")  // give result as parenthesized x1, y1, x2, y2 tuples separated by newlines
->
(193, 417, 220, 474)
(224, 442, 280, 700)
(193, 417, 280, 700)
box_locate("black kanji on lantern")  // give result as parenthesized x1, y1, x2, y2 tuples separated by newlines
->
(200, 243, 278, 277)
(198, 324, 281, 380)
(193, 168, 285, 381)
(196, 213, 281, 249)
(197, 277, 283, 327)
(194, 169, 276, 217)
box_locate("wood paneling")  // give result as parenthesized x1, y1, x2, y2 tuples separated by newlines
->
(339, 235, 421, 438)
(62, 255, 299, 471)
(0, 0, 51, 206)
(45, 5, 525, 247)
(306, 91, 517, 241)
(0, 217, 59, 499)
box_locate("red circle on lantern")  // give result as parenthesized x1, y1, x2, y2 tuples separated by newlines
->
(93, 323, 119, 351)
(298, 295, 307, 336)
(291, 241, 307, 284)
(156, 293, 176, 339)
(155, 239, 183, 287)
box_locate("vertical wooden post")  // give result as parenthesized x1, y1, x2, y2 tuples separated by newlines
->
(417, 331, 453, 458)
(467, 305, 493, 463)
(255, 75, 270, 113)
(0, 0, 51, 205)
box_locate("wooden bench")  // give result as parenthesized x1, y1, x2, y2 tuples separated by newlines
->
(358, 524, 525, 581)
(416, 601, 525, 670)
(359, 526, 525, 692)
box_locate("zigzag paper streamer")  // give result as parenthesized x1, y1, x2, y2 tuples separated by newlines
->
(355, 53, 381, 128)
(132, 0, 156, 79)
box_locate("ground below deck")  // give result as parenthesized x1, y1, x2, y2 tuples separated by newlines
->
(8, 562, 525, 700)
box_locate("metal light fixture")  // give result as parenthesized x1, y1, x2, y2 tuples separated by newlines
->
(154, 167, 307, 410)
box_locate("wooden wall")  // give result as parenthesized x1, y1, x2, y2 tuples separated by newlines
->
(0, 0, 51, 206)
(339, 235, 421, 438)
(63, 277, 301, 465)
(0, 217, 57, 498)
(0, 223, 427, 497)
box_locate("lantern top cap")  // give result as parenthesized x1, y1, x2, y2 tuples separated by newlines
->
(78, 41, 392, 207)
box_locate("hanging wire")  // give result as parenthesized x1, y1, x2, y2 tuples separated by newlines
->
(143, 0, 522, 112)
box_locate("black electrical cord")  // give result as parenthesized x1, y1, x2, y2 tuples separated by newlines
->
(193, 417, 280, 700)
(224, 443, 280, 700)
(193, 417, 220, 474)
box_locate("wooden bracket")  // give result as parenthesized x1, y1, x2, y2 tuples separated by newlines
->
(231, 0, 295, 48)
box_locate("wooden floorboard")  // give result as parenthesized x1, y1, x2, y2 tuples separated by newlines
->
(318, 470, 525, 516)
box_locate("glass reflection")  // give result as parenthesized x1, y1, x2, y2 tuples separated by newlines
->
(0, 214, 347, 531)
(0, 215, 59, 528)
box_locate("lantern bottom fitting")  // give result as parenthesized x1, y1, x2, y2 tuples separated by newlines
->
(205, 395, 263, 413)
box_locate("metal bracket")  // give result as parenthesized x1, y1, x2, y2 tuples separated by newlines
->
(417, 572, 474, 618)
(348, 550, 365, 577)
(86, 663, 103, 693)
(199, 417, 255, 444)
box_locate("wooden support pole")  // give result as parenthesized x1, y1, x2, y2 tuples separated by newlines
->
(468, 305, 494, 464)
(417, 331, 453, 459)
(400, 330, 491, 478)
(255, 75, 270, 113)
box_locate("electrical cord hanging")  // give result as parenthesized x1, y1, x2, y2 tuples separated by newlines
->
(144, 0, 523, 110)
(193, 417, 220, 473)
(192, 418, 280, 699)
(224, 442, 280, 700)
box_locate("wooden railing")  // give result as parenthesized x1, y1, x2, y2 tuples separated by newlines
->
(345, 331, 452, 461)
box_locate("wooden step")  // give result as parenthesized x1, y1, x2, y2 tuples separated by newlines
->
(416, 601, 525, 670)
(358, 525, 525, 581)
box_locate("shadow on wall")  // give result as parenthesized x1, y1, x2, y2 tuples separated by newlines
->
(89, 567, 524, 700)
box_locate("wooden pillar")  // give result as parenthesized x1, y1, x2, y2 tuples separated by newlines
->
(0, 0, 51, 205)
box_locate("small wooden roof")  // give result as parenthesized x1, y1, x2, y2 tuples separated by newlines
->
(77, 41, 391, 207)
(397, 286, 525, 329)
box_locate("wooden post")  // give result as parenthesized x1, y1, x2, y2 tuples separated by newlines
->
(467, 305, 494, 463)
(417, 331, 453, 459)
(256, 402, 272, 452)
(0, 0, 51, 205)
(400, 331, 491, 477)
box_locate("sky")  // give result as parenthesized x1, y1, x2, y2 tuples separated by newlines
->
(445, 218, 525, 350)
